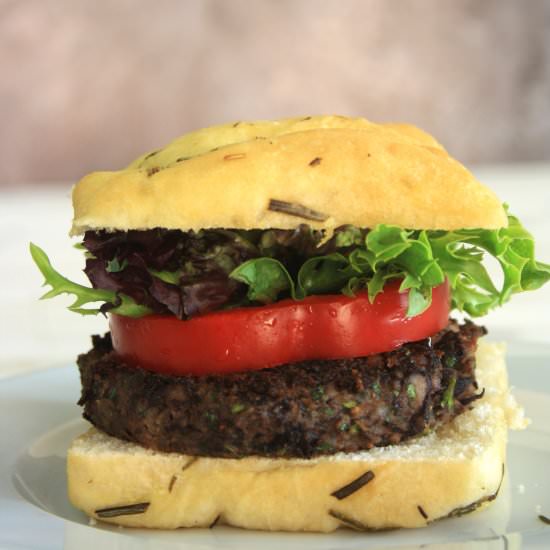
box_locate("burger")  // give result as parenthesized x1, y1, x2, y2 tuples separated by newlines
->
(30, 115, 549, 532)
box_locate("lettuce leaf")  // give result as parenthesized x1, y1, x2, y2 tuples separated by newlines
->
(30, 243, 151, 317)
(428, 212, 550, 316)
(230, 258, 295, 303)
(30, 211, 550, 319)
(296, 253, 356, 297)
(229, 213, 550, 317)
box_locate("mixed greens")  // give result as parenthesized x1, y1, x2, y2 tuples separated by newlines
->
(31, 211, 550, 319)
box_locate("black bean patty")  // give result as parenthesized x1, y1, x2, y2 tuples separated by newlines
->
(77, 320, 486, 459)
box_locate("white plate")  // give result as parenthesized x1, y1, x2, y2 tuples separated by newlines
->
(2, 342, 550, 550)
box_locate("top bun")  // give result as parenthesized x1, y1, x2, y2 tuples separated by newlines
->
(70, 115, 507, 236)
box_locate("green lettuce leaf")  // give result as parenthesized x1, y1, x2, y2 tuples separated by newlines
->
(428, 211, 550, 316)
(229, 258, 295, 303)
(229, 212, 550, 317)
(30, 243, 151, 317)
(30, 210, 550, 319)
(362, 227, 446, 315)
(297, 253, 356, 298)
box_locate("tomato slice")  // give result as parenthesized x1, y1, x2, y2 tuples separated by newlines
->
(109, 280, 450, 375)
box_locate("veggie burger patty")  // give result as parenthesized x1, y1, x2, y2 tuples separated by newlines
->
(78, 320, 485, 459)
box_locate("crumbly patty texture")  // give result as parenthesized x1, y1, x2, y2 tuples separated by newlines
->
(77, 320, 485, 459)
(70, 115, 506, 236)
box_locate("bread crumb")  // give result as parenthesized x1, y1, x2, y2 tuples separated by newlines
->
(517, 484, 525, 494)
(88, 517, 97, 526)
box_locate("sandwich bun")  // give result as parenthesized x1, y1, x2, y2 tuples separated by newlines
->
(70, 115, 507, 236)
(66, 116, 522, 532)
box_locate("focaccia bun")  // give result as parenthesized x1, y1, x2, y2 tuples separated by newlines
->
(67, 341, 526, 532)
(70, 115, 507, 236)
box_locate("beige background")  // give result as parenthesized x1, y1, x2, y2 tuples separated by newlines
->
(1, 0, 549, 185)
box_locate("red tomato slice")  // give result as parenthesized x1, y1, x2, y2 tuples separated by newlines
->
(109, 280, 450, 376)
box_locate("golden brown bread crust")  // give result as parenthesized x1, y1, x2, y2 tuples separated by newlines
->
(70, 116, 507, 236)
(67, 341, 526, 532)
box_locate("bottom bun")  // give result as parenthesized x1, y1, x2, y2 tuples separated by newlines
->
(67, 340, 527, 532)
